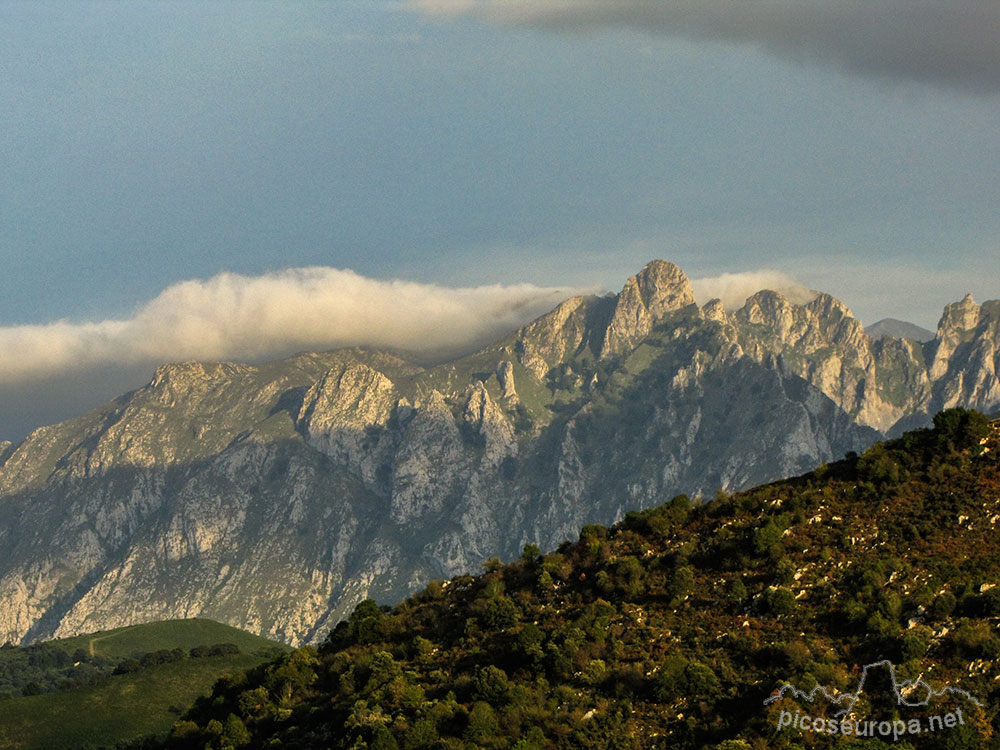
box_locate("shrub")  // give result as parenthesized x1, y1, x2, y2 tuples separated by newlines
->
(900, 627, 931, 662)
(763, 587, 795, 616)
(932, 591, 957, 621)
(483, 597, 520, 630)
(727, 578, 747, 604)
(464, 702, 499, 743)
(753, 520, 784, 557)
(473, 665, 509, 705)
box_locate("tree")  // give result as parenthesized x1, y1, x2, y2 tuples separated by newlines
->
(464, 702, 499, 743)
(616, 556, 645, 598)
(473, 665, 509, 705)
(763, 587, 795, 616)
(403, 718, 438, 749)
(483, 596, 519, 630)
(934, 408, 990, 451)
(350, 600, 387, 644)
(222, 713, 251, 748)
(371, 725, 400, 750)
(753, 519, 784, 558)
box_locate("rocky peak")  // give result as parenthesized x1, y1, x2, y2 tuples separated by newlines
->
(738, 289, 794, 327)
(735, 290, 819, 352)
(982, 300, 1000, 324)
(298, 363, 397, 433)
(296, 363, 398, 491)
(463, 381, 492, 427)
(390, 389, 464, 525)
(736, 289, 865, 353)
(930, 294, 983, 381)
(700, 298, 728, 324)
(805, 292, 854, 327)
(514, 296, 590, 380)
(601, 260, 696, 357)
(937, 293, 981, 335)
(805, 293, 868, 352)
(630, 259, 696, 318)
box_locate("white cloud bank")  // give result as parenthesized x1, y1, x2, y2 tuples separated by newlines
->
(691, 270, 817, 311)
(411, 0, 1000, 93)
(0, 267, 580, 384)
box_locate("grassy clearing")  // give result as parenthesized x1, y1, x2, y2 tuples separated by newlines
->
(51, 618, 286, 661)
(0, 652, 267, 750)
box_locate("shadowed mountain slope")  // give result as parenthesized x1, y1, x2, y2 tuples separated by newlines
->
(0, 261, 997, 646)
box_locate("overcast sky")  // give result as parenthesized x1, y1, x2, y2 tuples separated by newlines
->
(1, 1, 998, 441)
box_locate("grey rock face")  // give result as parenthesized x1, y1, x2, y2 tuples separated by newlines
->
(602, 260, 696, 356)
(496, 360, 517, 400)
(0, 262, 996, 647)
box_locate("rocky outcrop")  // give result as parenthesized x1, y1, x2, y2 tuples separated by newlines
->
(514, 296, 601, 380)
(297, 362, 398, 491)
(930, 293, 981, 379)
(0, 261, 996, 647)
(496, 360, 517, 400)
(601, 260, 696, 356)
(933, 299, 1000, 413)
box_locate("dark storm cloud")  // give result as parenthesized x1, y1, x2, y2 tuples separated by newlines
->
(413, 1, 1000, 92)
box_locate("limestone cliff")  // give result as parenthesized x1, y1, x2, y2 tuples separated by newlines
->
(0, 261, 996, 647)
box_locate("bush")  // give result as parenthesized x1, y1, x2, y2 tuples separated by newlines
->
(464, 702, 499, 743)
(899, 627, 931, 662)
(763, 587, 795, 616)
(473, 665, 509, 705)
(753, 520, 784, 558)
(403, 718, 438, 749)
(932, 591, 957, 621)
(653, 656, 718, 701)
(727, 578, 747, 605)
(483, 597, 520, 630)
(951, 621, 1000, 659)
(583, 659, 607, 685)
(113, 658, 142, 675)
(616, 556, 646, 598)
(21, 681, 43, 696)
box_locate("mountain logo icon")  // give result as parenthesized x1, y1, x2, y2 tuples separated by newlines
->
(764, 659, 982, 718)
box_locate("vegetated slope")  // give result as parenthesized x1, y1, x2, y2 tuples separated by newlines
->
(160, 411, 1000, 749)
(0, 261, 997, 647)
(48, 618, 289, 662)
(0, 619, 288, 750)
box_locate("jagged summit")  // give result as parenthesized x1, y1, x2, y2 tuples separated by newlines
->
(0, 261, 996, 647)
(939, 292, 980, 331)
(602, 260, 696, 356)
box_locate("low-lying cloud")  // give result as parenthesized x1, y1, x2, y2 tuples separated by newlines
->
(412, 0, 1000, 93)
(691, 270, 817, 311)
(0, 267, 579, 384)
(0, 268, 580, 440)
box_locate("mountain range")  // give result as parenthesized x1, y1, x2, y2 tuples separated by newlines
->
(0, 260, 997, 646)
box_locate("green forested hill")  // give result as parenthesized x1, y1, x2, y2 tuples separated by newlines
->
(153, 410, 1000, 749)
